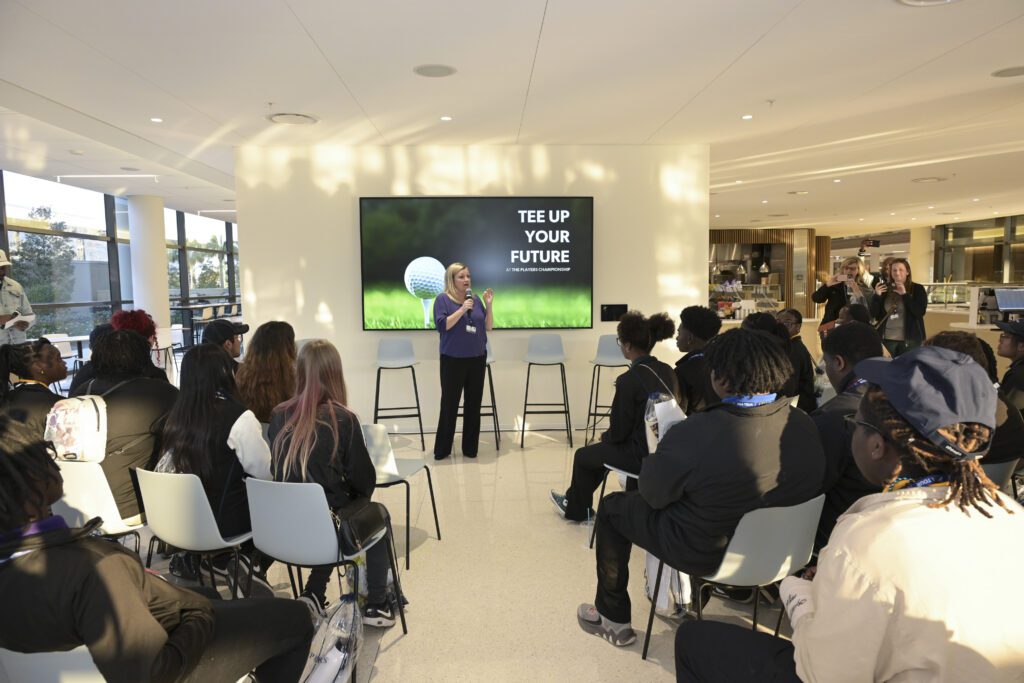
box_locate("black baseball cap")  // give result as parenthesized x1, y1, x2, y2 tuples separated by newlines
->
(202, 318, 249, 346)
(854, 346, 996, 461)
(994, 320, 1024, 339)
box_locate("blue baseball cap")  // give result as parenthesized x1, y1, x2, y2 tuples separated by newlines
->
(854, 346, 996, 461)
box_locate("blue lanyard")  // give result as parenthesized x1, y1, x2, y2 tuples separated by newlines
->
(887, 472, 950, 492)
(684, 352, 704, 362)
(722, 393, 777, 408)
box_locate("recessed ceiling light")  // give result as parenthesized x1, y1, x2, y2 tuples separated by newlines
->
(993, 211, 999, 215)
(911, 176, 947, 183)
(120, 166, 139, 172)
(833, 179, 842, 183)
(787, 190, 809, 195)
(890, 212, 896, 216)
(991, 66, 1024, 78)
(859, 218, 864, 221)
(149, 117, 163, 123)
(69, 149, 85, 156)
(761, 200, 768, 204)
(413, 64, 457, 78)
(439, 115, 453, 122)
(741, 114, 753, 120)
(912, 217, 918, 220)
(895, 0, 961, 6)
(267, 113, 319, 125)
(927, 205, 935, 209)
(972, 197, 980, 202)
(734, 180, 743, 184)
(714, 214, 721, 218)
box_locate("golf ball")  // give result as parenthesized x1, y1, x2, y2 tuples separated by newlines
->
(404, 257, 446, 299)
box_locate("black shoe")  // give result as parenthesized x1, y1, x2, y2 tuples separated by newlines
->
(169, 552, 201, 581)
(711, 585, 755, 603)
(463, 452, 478, 458)
(363, 601, 396, 628)
(434, 452, 450, 461)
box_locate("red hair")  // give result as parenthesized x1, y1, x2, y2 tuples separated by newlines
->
(111, 309, 157, 341)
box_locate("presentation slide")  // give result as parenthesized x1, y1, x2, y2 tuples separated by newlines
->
(360, 197, 593, 330)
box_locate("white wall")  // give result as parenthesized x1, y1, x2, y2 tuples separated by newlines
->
(235, 144, 709, 442)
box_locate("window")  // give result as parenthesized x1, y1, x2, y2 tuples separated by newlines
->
(184, 213, 226, 250)
(2, 170, 107, 237)
(114, 196, 131, 239)
(188, 250, 228, 297)
(164, 208, 179, 245)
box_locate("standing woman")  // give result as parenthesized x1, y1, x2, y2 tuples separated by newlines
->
(812, 256, 874, 328)
(236, 321, 297, 423)
(871, 257, 928, 358)
(432, 262, 493, 460)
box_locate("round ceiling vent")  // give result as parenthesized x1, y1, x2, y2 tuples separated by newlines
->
(267, 113, 319, 126)
(413, 64, 457, 78)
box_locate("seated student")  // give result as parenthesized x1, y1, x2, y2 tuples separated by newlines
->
(0, 417, 313, 683)
(70, 330, 179, 522)
(70, 321, 167, 393)
(776, 308, 817, 412)
(0, 339, 67, 438)
(202, 318, 249, 374)
(577, 328, 824, 646)
(674, 306, 722, 415)
(236, 321, 297, 423)
(741, 312, 800, 400)
(925, 331, 1024, 466)
(157, 343, 272, 590)
(995, 319, 1024, 413)
(549, 312, 679, 521)
(811, 321, 884, 549)
(836, 303, 871, 327)
(269, 339, 396, 627)
(676, 346, 1024, 682)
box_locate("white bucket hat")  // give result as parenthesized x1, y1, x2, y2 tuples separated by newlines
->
(0, 250, 10, 267)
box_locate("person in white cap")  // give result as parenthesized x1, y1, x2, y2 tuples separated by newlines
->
(0, 250, 34, 347)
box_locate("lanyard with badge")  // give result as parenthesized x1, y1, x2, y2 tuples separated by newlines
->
(463, 293, 477, 335)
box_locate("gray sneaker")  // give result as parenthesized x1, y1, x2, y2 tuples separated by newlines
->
(577, 603, 636, 647)
(549, 490, 568, 518)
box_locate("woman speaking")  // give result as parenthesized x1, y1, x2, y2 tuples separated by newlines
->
(433, 262, 493, 460)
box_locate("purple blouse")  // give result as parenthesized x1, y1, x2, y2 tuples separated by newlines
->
(434, 293, 488, 358)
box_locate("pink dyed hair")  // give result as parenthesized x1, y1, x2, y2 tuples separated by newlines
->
(271, 339, 352, 481)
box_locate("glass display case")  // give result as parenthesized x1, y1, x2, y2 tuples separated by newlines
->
(921, 281, 970, 309)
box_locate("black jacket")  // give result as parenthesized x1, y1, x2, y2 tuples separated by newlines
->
(987, 395, 1024, 465)
(638, 396, 825, 576)
(69, 360, 168, 395)
(0, 518, 214, 683)
(674, 351, 719, 415)
(70, 375, 179, 519)
(1, 382, 61, 439)
(812, 282, 874, 325)
(1001, 358, 1024, 415)
(811, 375, 876, 550)
(870, 283, 928, 342)
(269, 404, 376, 510)
(788, 337, 817, 413)
(602, 355, 679, 458)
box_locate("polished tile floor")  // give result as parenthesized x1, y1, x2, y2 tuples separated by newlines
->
(284, 430, 777, 682)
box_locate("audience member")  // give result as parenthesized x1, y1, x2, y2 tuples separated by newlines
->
(236, 321, 297, 423)
(812, 257, 874, 327)
(549, 312, 679, 521)
(926, 331, 1024, 466)
(111, 309, 157, 346)
(673, 306, 721, 415)
(70, 330, 178, 521)
(811, 321, 883, 549)
(0, 416, 312, 683)
(0, 339, 67, 438)
(835, 303, 871, 327)
(577, 328, 824, 646)
(871, 258, 928, 357)
(157, 343, 271, 591)
(995, 319, 1024, 413)
(269, 339, 396, 627)
(742, 312, 799, 400)
(776, 308, 817, 412)
(676, 346, 1024, 682)
(70, 322, 167, 393)
(202, 319, 249, 374)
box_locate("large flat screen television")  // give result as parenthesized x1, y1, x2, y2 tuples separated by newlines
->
(360, 197, 593, 330)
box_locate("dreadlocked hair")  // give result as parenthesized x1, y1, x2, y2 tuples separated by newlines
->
(862, 385, 1008, 518)
(0, 338, 53, 401)
(703, 328, 793, 395)
(0, 414, 61, 530)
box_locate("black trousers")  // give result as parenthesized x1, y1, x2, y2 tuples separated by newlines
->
(435, 354, 486, 457)
(181, 597, 313, 683)
(564, 442, 640, 521)
(675, 620, 800, 682)
(303, 538, 390, 606)
(594, 490, 673, 624)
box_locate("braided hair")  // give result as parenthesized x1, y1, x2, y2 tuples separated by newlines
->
(0, 414, 61, 530)
(862, 385, 1008, 518)
(0, 339, 53, 401)
(704, 328, 793, 396)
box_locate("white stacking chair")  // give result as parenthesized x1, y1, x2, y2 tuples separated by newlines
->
(153, 327, 178, 379)
(0, 645, 103, 683)
(51, 461, 145, 552)
(245, 479, 407, 634)
(585, 335, 630, 444)
(521, 333, 572, 448)
(642, 495, 825, 660)
(362, 423, 440, 571)
(135, 469, 253, 598)
(373, 339, 425, 451)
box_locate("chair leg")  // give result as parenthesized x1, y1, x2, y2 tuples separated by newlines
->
(403, 479, 411, 570)
(410, 366, 425, 451)
(642, 559, 665, 660)
(424, 466, 441, 540)
(560, 363, 573, 448)
(585, 364, 597, 445)
(146, 536, 159, 568)
(287, 565, 299, 599)
(774, 601, 786, 637)
(231, 548, 243, 599)
(385, 519, 409, 635)
(695, 579, 709, 620)
(487, 364, 500, 449)
(589, 470, 609, 549)
(751, 587, 759, 631)
(521, 364, 533, 448)
(373, 367, 383, 424)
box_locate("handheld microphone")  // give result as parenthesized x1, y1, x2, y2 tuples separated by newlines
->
(465, 287, 473, 303)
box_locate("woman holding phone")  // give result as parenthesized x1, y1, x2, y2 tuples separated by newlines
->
(871, 258, 928, 357)
(812, 256, 874, 328)
(433, 262, 493, 460)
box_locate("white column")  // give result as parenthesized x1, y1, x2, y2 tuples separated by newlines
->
(126, 195, 171, 328)
(909, 226, 933, 283)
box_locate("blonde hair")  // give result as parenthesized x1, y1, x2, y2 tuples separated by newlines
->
(443, 262, 469, 300)
(839, 256, 868, 288)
